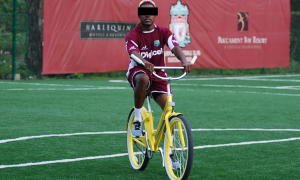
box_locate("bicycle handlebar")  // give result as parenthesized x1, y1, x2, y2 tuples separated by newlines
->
(130, 54, 198, 81)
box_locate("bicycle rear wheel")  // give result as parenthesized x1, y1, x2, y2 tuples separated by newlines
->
(127, 108, 149, 170)
(164, 115, 193, 180)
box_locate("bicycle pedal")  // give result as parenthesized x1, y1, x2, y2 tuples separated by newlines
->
(146, 149, 154, 159)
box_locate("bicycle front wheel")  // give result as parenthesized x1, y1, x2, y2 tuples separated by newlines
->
(127, 108, 149, 170)
(164, 115, 193, 180)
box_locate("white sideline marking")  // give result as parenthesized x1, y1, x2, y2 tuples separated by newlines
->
(1, 129, 300, 169)
(1, 129, 300, 144)
(172, 84, 300, 90)
(238, 78, 300, 82)
(241, 91, 300, 96)
(1, 137, 299, 169)
(201, 84, 300, 90)
(4, 87, 127, 91)
(0, 131, 126, 144)
(109, 80, 128, 83)
(0, 153, 128, 169)
(184, 78, 300, 82)
(0, 82, 75, 86)
(194, 137, 300, 149)
(192, 128, 300, 132)
(183, 74, 300, 81)
(181, 89, 300, 97)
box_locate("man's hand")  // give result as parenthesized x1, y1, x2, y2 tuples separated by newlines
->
(131, 51, 154, 73)
(182, 62, 193, 75)
(144, 61, 155, 73)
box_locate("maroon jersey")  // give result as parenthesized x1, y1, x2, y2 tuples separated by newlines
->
(125, 23, 179, 76)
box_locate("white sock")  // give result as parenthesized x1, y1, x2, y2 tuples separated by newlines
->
(134, 107, 142, 122)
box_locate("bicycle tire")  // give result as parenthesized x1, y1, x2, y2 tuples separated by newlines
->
(127, 108, 150, 171)
(164, 115, 193, 180)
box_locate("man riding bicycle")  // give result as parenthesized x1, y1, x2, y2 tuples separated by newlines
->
(125, 0, 193, 140)
(125, 0, 193, 170)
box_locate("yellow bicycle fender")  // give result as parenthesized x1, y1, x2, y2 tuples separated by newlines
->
(169, 112, 183, 120)
(126, 106, 149, 131)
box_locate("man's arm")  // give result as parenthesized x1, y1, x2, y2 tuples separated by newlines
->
(130, 51, 154, 73)
(171, 46, 193, 75)
(125, 33, 154, 73)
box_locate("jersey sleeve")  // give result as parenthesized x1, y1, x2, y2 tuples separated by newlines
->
(163, 28, 179, 51)
(125, 33, 140, 55)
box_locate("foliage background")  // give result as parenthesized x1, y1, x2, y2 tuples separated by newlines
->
(0, 0, 34, 79)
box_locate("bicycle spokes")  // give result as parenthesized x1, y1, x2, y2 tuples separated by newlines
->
(164, 115, 193, 180)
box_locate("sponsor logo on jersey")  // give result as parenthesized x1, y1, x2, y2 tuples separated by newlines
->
(140, 48, 163, 59)
(154, 40, 160, 47)
(141, 45, 148, 50)
(129, 46, 136, 51)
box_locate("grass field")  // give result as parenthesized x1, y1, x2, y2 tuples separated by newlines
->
(0, 74, 300, 179)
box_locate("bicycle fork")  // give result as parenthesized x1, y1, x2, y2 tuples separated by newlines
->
(165, 81, 174, 149)
(144, 96, 156, 152)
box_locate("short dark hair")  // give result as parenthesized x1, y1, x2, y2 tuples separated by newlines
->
(140, 2, 155, 7)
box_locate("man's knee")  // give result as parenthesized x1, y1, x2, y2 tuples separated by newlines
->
(134, 73, 149, 88)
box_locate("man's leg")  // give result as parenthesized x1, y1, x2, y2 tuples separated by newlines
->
(154, 93, 167, 110)
(132, 73, 149, 137)
(134, 73, 149, 108)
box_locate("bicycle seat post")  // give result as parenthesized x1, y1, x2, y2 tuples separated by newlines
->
(167, 79, 172, 97)
(146, 95, 152, 113)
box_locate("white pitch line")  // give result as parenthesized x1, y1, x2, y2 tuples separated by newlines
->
(4, 87, 128, 91)
(1, 137, 299, 169)
(241, 91, 300, 97)
(192, 128, 300, 132)
(109, 80, 128, 83)
(183, 78, 300, 82)
(172, 83, 300, 90)
(0, 153, 128, 169)
(201, 84, 300, 90)
(0, 81, 125, 88)
(1, 129, 300, 145)
(0, 81, 75, 86)
(194, 137, 300, 149)
(0, 131, 126, 144)
(234, 78, 300, 82)
(181, 89, 300, 97)
(183, 74, 300, 81)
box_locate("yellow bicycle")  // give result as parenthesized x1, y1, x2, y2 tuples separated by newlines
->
(126, 54, 197, 180)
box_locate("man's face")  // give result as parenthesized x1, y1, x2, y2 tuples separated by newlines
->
(138, 4, 156, 27)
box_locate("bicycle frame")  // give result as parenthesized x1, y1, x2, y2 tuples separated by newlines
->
(127, 54, 196, 178)
(128, 54, 197, 153)
(128, 73, 189, 154)
(143, 83, 183, 152)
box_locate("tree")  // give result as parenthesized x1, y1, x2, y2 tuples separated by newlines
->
(0, 0, 28, 79)
(25, 0, 43, 76)
(291, 0, 300, 12)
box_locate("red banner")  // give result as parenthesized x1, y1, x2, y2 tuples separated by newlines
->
(43, 0, 290, 74)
